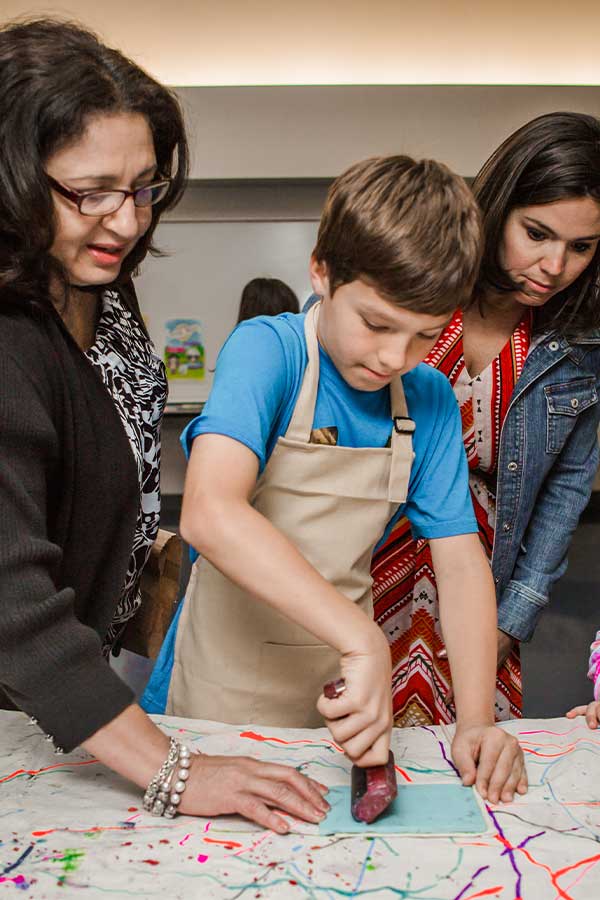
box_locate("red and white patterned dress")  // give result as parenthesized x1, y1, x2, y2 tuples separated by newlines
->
(372, 308, 531, 726)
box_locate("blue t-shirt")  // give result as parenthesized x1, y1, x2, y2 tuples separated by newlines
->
(182, 312, 476, 543)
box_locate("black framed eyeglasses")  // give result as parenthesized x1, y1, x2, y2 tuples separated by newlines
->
(46, 174, 172, 217)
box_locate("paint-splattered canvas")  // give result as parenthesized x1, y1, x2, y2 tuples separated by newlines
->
(1, 713, 599, 897)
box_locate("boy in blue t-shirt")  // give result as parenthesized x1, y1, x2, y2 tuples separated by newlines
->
(152, 156, 526, 805)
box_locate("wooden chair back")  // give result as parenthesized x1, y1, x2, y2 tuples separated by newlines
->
(120, 529, 183, 659)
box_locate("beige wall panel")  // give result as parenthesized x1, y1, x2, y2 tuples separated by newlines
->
(178, 85, 600, 178)
(2, 1, 600, 85)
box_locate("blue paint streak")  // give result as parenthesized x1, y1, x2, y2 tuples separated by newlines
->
(1, 843, 34, 875)
(289, 861, 336, 900)
(351, 837, 376, 897)
(546, 780, 600, 840)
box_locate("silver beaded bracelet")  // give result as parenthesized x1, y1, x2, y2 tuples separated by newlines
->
(143, 739, 193, 818)
(164, 744, 192, 818)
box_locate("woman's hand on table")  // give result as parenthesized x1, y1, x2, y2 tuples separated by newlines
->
(317, 625, 393, 768)
(179, 754, 330, 834)
(82, 705, 328, 835)
(566, 700, 600, 729)
(451, 723, 528, 804)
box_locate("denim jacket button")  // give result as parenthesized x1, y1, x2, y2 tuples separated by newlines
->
(507, 461, 518, 471)
(549, 340, 560, 351)
(570, 397, 579, 408)
(502, 522, 511, 532)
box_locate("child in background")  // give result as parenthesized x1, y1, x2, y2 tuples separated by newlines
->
(237, 277, 299, 323)
(147, 155, 526, 803)
(567, 632, 600, 729)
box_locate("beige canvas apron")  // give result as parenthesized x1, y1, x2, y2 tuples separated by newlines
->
(167, 303, 415, 726)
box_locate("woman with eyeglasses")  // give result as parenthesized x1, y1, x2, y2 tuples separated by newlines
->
(0, 18, 329, 832)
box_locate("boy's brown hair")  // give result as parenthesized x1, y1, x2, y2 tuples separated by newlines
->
(313, 155, 482, 315)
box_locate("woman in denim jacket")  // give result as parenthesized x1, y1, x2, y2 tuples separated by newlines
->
(373, 112, 600, 726)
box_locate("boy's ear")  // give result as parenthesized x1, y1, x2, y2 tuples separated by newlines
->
(309, 256, 329, 297)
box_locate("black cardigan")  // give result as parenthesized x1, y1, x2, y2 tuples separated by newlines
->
(0, 292, 146, 751)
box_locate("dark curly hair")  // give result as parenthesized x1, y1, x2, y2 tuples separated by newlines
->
(0, 18, 189, 308)
(473, 112, 600, 336)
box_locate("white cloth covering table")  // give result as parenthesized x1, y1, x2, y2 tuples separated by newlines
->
(1, 712, 599, 898)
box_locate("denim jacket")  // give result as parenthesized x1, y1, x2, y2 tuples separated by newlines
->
(493, 330, 600, 642)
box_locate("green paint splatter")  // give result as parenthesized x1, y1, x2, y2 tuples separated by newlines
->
(50, 848, 85, 885)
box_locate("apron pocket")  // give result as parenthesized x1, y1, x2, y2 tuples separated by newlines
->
(252, 641, 340, 728)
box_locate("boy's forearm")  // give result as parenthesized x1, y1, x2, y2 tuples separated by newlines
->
(182, 492, 382, 656)
(442, 580, 497, 725)
(432, 536, 497, 725)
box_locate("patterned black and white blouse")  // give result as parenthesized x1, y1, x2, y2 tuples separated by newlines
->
(85, 289, 167, 654)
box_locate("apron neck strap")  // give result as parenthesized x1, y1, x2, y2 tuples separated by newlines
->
(387, 374, 415, 502)
(285, 302, 416, 503)
(285, 303, 321, 442)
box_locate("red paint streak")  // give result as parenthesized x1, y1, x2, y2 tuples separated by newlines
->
(456, 841, 493, 847)
(461, 888, 503, 900)
(394, 766, 412, 783)
(233, 832, 272, 857)
(563, 801, 600, 807)
(555, 854, 600, 880)
(494, 831, 600, 900)
(289, 880, 298, 885)
(520, 739, 585, 749)
(179, 834, 192, 846)
(520, 736, 599, 758)
(159, 839, 170, 844)
(240, 731, 343, 752)
(32, 822, 177, 837)
(203, 837, 242, 849)
(565, 858, 600, 894)
(122, 842, 133, 847)
(127, 807, 138, 812)
(1, 758, 98, 784)
(141, 859, 160, 866)
(519, 726, 581, 736)
(522, 747, 575, 759)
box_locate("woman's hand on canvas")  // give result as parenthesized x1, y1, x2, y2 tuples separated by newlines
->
(317, 625, 393, 768)
(566, 700, 600, 729)
(180, 753, 330, 833)
(451, 723, 528, 804)
(83, 705, 328, 835)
